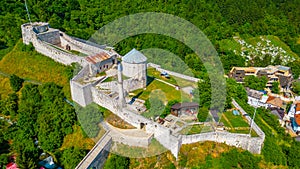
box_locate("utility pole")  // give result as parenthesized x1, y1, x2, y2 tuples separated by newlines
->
(25, 0, 32, 24)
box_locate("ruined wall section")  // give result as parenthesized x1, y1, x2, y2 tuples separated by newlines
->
(60, 32, 111, 56)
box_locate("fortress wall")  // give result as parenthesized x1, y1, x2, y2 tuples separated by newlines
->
(91, 89, 182, 157)
(36, 30, 61, 45)
(98, 81, 118, 91)
(72, 65, 89, 82)
(109, 130, 153, 148)
(70, 81, 93, 107)
(70, 66, 94, 107)
(60, 32, 109, 56)
(148, 63, 200, 83)
(32, 37, 84, 66)
(21, 24, 34, 45)
(181, 131, 264, 154)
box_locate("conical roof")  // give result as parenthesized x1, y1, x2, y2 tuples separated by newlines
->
(122, 48, 147, 64)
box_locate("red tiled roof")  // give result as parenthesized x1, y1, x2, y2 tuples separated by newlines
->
(295, 114, 300, 126)
(266, 96, 283, 108)
(6, 162, 18, 169)
(85, 52, 111, 64)
(296, 103, 300, 112)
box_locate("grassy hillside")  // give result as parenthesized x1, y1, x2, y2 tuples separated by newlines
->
(106, 141, 284, 169)
(0, 75, 13, 98)
(219, 35, 299, 66)
(60, 125, 95, 151)
(0, 40, 71, 98)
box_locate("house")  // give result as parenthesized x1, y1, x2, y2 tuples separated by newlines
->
(288, 103, 300, 134)
(171, 102, 199, 117)
(266, 96, 283, 108)
(229, 65, 293, 90)
(86, 51, 117, 76)
(246, 88, 269, 108)
(296, 103, 300, 114)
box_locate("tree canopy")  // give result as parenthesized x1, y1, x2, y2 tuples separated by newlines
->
(244, 75, 268, 91)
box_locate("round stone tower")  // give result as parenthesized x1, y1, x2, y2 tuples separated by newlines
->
(122, 48, 147, 88)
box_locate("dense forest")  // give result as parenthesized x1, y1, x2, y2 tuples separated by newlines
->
(0, 0, 300, 168)
(0, 75, 87, 168)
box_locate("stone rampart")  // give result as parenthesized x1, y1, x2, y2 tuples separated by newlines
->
(60, 32, 110, 56)
(181, 131, 264, 154)
(32, 37, 85, 66)
(71, 66, 93, 107)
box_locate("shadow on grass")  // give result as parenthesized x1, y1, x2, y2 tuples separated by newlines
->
(147, 76, 155, 86)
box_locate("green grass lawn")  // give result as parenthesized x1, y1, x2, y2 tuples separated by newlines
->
(220, 111, 249, 128)
(228, 129, 259, 137)
(0, 40, 71, 98)
(132, 79, 191, 102)
(180, 124, 212, 135)
(147, 67, 197, 88)
(220, 111, 259, 137)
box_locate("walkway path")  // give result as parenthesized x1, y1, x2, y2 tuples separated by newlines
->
(155, 78, 177, 88)
(75, 131, 112, 169)
(102, 121, 153, 147)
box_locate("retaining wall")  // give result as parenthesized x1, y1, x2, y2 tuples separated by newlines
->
(148, 63, 200, 82)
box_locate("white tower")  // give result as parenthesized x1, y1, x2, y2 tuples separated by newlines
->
(118, 62, 126, 108)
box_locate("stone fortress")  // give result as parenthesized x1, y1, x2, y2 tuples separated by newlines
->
(21, 22, 265, 169)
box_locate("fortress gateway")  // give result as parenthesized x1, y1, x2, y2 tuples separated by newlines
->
(22, 22, 265, 169)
